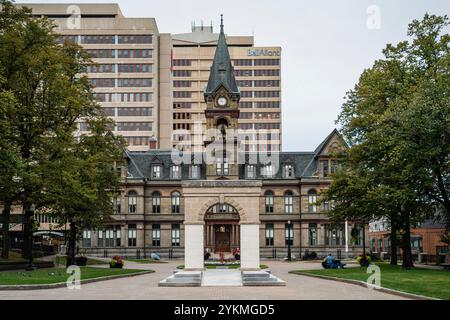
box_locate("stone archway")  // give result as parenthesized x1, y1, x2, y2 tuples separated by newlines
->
(182, 180, 262, 271)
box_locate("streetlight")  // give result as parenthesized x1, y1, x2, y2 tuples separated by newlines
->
(287, 220, 292, 261)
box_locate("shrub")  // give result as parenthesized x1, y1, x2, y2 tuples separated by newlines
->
(110, 256, 125, 269)
(75, 256, 88, 266)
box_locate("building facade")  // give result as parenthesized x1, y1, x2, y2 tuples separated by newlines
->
(79, 19, 366, 260)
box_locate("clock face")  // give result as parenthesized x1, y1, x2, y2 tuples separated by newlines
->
(217, 96, 228, 107)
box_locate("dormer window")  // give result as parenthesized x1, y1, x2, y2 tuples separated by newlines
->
(171, 165, 181, 179)
(283, 164, 294, 178)
(261, 164, 274, 178)
(246, 165, 256, 179)
(152, 165, 161, 179)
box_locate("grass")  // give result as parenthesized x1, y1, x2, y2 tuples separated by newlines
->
(291, 263, 450, 300)
(54, 256, 107, 266)
(0, 267, 147, 286)
(126, 259, 168, 264)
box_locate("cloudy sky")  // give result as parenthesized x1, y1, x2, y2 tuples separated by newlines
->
(17, 0, 450, 151)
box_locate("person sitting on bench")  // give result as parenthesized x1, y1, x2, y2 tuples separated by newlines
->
(322, 253, 346, 269)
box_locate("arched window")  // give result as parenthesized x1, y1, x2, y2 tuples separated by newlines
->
(284, 191, 293, 213)
(265, 191, 274, 213)
(308, 189, 317, 213)
(128, 191, 137, 213)
(171, 191, 180, 213)
(152, 191, 161, 213)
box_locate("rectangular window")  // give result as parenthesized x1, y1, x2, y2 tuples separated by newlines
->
(128, 224, 137, 247)
(309, 224, 317, 246)
(284, 164, 294, 178)
(261, 165, 274, 177)
(118, 35, 153, 44)
(171, 224, 180, 247)
(265, 224, 274, 246)
(190, 165, 200, 179)
(116, 227, 121, 247)
(97, 230, 104, 247)
(246, 165, 256, 179)
(152, 224, 161, 247)
(285, 224, 294, 246)
(82, 230, 91, 248)
(152, 165, 161, 179)
(171, 165, 181, 179)
(322, 160, 330, 177)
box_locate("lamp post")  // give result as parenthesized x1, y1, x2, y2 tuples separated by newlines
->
(287, 220, 292, 261)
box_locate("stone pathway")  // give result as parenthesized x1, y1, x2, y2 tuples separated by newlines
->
(0, 260, 408, 300)
(201, 269, 242, 286)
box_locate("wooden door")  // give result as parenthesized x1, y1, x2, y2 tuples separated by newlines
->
(215, 227, 231, 253)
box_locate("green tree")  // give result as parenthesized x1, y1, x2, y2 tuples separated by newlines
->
(323, 14, 449, 269)
(0, 1, 125, 263)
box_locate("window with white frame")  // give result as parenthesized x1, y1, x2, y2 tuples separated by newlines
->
(171, 165, 181, 179)
(152, 165, 161, 179)
(284, 191, 293, 213)
(265, 191, 274, 213)
(309, 223, 317, 245)
(308, 189, 317, 213)
(190, 165, 200, 179)
(283, 164, 294, 178)
(152, 224, 160, 246)
(171, 191, 180, 213)
(82, 230, 91, 248)
(152, 191, 161, 213)
(261, 164, 274, 177)
(246, 165, 256, 179)
(128, 191, 137, 213)
(265, 223, 274, 246)
(171, 224, 180, 247)
(128, 224, 137, 247)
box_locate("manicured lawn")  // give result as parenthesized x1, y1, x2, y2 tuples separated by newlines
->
(291, 263, 450, 300)
(54, 256, 107, 266)
(126, 259, 168, 264)
(0, 267, 147, 285)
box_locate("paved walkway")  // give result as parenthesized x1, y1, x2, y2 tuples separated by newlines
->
(0, 260, 407, 300)
(201, 269, 242, 286)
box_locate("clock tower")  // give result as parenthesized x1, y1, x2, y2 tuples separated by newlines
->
(204, 15, 241, 180)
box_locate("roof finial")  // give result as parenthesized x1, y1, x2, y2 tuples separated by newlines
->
(220, 14, 224, 31)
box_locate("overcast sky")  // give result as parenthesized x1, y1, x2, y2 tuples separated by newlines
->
(17, 0, 450, 151)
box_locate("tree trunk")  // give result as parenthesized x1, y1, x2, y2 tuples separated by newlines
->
(67, 220, 77, 267)
(389, 218, 398, 265)
(21, 202, 33, 260)
(401, 212, 414, 269)
(1, 202, 12, 260)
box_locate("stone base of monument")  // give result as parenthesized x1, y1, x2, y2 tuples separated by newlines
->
(158, 271, 202, 287)
(241, 271, 286, 286)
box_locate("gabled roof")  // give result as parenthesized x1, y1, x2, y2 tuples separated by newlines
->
(314, 128, 347, 156)
(204, 15, 240, 96)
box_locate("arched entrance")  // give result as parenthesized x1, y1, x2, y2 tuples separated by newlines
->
(204, 203, 240, 255)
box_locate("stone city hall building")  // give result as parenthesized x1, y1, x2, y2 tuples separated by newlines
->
(78, 17, 366, 261)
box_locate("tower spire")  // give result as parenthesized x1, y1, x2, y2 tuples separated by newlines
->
(204, 15, 240, 98)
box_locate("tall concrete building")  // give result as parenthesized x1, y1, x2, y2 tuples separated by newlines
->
(23, 3, 161, 151)
(171, 23, 282, 152)
(18, 3, 282, 152)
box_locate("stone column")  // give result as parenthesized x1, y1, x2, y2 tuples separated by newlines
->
(240, 223, 260, 270)
(184, 223, 204, 270)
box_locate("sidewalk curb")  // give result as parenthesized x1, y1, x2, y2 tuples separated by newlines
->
(0, 270, 154, 291)
(289, 271, 439, 300)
